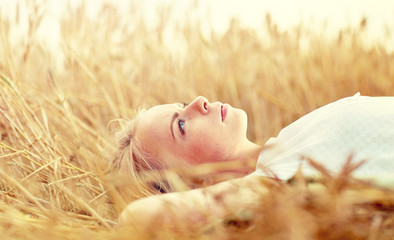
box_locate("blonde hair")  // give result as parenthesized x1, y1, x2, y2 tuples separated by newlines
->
(111, 110, 172, 196)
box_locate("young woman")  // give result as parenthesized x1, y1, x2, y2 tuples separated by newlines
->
(114, 93, 394, 231)
(112, 95, 262, 194)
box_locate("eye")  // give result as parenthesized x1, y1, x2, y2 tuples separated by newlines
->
(183, 102, 189, 108)
(178, 119, 185, 135)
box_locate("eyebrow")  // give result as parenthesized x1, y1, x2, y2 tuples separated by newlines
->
(170, 112, 179, 140)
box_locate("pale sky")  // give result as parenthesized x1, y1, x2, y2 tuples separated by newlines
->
(0, 0, 393, 51)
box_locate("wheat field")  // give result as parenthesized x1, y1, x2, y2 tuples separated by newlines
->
(0, 1, 393, 239)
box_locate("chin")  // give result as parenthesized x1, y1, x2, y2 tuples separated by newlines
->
(232, 107, 247, 118)
(233, 109, 248, 134)
(237, 109, 248, 124)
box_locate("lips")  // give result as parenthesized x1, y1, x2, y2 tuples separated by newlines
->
(221, 104, 228, 122)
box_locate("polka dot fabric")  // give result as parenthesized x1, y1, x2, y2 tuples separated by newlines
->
(254, 94, 394, 181)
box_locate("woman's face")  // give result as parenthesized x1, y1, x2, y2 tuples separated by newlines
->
(135, 96, 250, 167)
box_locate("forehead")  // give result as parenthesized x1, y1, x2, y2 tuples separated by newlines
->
(134, 103, 177, 153)
(141, 103, 177, 123)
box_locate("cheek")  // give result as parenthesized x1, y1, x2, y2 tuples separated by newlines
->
(184, 135, 229, 164)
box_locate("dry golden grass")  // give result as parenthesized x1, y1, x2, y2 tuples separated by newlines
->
(0, 1, 393, 239)
(126, 169, 394, 240)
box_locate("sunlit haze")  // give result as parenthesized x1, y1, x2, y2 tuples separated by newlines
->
(1, 0, 393, 53)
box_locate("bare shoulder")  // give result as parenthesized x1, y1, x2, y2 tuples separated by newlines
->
(118, 175, 272, 231)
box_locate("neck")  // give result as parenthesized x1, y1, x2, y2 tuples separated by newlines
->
(230, 140, 263, 172)
(239, 139, 263, 159)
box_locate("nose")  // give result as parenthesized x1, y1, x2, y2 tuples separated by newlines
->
(185, 96, 209, 115)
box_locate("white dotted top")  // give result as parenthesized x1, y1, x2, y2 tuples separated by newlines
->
(253, 93, 394, 181)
